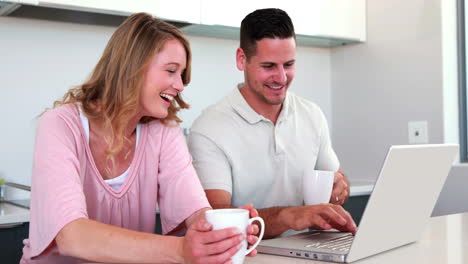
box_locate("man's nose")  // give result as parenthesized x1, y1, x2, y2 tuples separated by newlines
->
(274, 66, 287, 84)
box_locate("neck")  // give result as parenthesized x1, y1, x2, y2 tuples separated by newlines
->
(86, 102, 142, 139)
(124, 115, 142, 138)
(239, 85, 282, 124)
(89, 114, 141, 141)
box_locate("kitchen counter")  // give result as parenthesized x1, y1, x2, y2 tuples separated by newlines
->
(349, 180, 374, 196)
(0, 181, 372, 226)
(85, 212, 468, 264)
(246, 212, 468, 264)
(0, 202, 30, 226)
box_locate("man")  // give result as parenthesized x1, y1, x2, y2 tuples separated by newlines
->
(188, 8, 356, 238)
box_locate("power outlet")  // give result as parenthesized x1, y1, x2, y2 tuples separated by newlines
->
(408, 121, 428, 144)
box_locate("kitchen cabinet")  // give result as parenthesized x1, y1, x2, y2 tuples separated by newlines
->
(0, 201, 30, 264)
(38, 0, 146, 15)
(146, 0, 201, 24)
(200, 0, 366, 41)
(4, 0, 202, 24)
(2, 0, 365, 48)
(40, 0, 201, 23)
(0, 222, 29, 263)
(184, 0, 366, 47)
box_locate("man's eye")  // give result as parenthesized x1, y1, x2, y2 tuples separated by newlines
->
(262, 65, 273, 69)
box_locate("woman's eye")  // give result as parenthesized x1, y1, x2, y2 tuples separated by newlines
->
(167, 70, 175, 73)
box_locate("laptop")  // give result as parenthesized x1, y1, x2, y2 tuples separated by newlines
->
(257, 144, 458, 263)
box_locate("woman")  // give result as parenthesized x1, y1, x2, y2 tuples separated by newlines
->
(21, 13, 259, 263)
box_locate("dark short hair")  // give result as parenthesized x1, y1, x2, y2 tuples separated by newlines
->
(240, 8, 295, 59)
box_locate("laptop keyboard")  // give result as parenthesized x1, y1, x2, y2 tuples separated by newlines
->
(305, 233, 354, 252)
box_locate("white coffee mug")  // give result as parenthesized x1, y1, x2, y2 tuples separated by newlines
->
(303, 169, 334, 205)
(205, 209, 265, 264)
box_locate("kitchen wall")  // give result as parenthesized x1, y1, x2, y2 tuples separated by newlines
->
(332, 0, 444, 181)
(2, 0, 465, 215)
(0, 17, 113, 192)
(331, 0, 467, 215)
(0, 16, 332, 188)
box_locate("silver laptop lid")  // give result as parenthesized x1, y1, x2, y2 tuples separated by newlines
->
(346, 144, 458, 262)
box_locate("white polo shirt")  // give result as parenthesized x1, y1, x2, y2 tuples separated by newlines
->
(188, 86, 339, 209)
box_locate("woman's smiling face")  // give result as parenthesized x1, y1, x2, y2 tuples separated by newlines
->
(139, 38, 187, 119)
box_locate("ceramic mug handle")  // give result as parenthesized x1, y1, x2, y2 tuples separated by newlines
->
(245, 216, 265, 255)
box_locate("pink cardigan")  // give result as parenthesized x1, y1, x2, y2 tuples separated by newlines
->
(21, 104, 210, 263)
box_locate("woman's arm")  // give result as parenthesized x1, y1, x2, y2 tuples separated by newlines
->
(56, 213, 245, 264)
(56, 218, 184, 263)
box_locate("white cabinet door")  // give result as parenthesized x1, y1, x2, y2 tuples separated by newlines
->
(200, 0, 366, 41)
(287, 0, 366, 41)
(38, 0, 148, 15)
(38, 0, 201, 23)
(144, 0, 201, 24)
(200, 0, 274, 27)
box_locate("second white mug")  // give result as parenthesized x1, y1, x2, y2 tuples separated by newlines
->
(303, 169, 334, 205)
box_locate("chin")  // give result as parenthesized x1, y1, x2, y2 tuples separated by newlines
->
(157, 113, 169, 119)
(268, 100, 284, 106)
(265, 95, 286, 105)
(148, 109, 169, 119)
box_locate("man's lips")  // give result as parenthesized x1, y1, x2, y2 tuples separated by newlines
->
(265, 84, 286, 91)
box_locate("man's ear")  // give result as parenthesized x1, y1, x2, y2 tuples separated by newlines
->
(236, 48, 247, 71)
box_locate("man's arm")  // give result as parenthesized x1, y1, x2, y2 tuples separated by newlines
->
(205, 190, 357, 239)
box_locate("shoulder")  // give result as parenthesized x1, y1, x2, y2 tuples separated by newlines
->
(191, 95, 238, 134)
(145, 119, 183, 144)
(35, 104, 84, 148)
(146, 119, 179, 133)
(144, 120, 190, 162)
(38, 104, 81, 131)
(288, 92, 327, 121)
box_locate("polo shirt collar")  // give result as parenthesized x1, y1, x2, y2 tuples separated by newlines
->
(229, 83, 291, 124)
(277, 92, 291, 123)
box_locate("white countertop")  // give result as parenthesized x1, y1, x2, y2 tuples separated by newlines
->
(349, 180, 374, 196)
(0, 202, 30, 226)
(86, 213, 468, 264)
(247, 212, 468, 264)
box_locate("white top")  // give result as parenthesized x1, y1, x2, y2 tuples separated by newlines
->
(188, 87, 339, 209)
(79, 110, 141, 190)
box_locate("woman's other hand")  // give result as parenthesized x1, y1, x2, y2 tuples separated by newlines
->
(181, 218, 243, 264)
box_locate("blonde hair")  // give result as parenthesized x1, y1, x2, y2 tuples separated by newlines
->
(53, 13, 190, 174)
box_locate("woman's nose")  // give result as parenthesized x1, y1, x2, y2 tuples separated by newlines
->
(173, 75, 184, 92)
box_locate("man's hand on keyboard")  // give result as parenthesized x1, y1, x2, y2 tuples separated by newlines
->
(280, 204, 357, 234)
